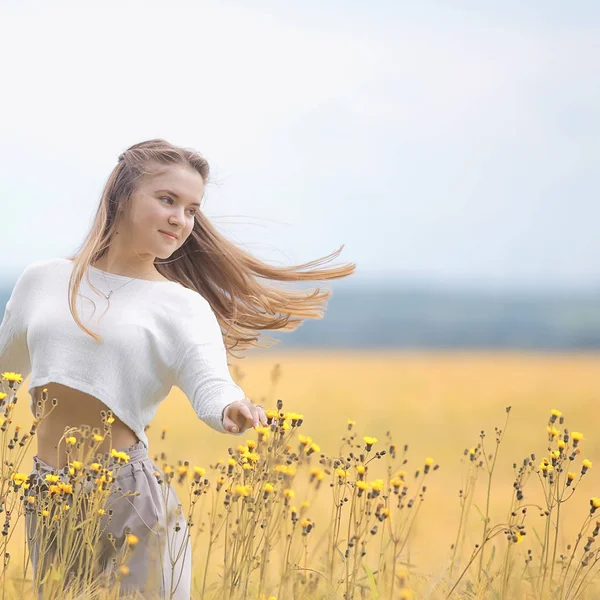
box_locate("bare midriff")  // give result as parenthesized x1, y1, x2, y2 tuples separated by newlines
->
(29, 382, 139, 470)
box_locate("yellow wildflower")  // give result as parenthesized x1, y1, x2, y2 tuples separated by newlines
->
(309, 468, 325, 482)
(58, 483, 73, 495)
(235, 484, 253, 497)
(1, 372, 23, 383)
(370, 479, 384, 492)
(111, 449, 130, 464)
(11, 473, 29, 486)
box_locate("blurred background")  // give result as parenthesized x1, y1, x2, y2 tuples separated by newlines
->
(2, 0, 600, 580)
(1, 1, 599, 349)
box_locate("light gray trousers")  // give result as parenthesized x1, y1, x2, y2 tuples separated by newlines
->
(24, 439, 192, 599)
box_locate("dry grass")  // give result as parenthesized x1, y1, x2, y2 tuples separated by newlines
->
(1, 350, 599, 599)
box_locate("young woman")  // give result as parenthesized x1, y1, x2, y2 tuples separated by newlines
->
(0, 138, 355, 598)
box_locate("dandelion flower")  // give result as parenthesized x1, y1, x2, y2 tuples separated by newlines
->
(235, 484, 253, 497)
(306, 442, 320, 455)
(363, 436, 378, 451)
(370, 479, 384, 492)
(1, 372, 23, 384)
(309, 468, 325, 483)
(11, 473, 29, 486)
(111, 449, 130, 464)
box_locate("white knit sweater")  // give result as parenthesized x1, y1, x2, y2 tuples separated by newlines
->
(0, 258, 246, 447)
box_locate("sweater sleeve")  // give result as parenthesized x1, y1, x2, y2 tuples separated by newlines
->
(0, 264, 36, 387)
(174, 296, 246, 435)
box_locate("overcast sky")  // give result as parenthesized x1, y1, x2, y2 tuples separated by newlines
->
(1, 0, 598, 291)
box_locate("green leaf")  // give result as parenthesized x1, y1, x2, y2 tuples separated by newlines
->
(363, 564, 380, 599)
(473, 504, 487, 523)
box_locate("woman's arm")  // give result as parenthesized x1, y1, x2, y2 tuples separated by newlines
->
(174, 295, 264, 435)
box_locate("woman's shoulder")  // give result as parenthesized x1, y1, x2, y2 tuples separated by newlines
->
(13, 257, 65, 283)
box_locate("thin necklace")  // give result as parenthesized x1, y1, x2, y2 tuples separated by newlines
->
(95, 266, 141, 300)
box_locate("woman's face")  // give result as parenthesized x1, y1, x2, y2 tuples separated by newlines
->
(119, 164, 205, 260)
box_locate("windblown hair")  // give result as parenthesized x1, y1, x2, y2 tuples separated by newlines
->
(66, 138, 356, 359)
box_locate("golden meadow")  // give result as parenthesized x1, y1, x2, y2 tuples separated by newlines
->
(0, 351, 599, 599)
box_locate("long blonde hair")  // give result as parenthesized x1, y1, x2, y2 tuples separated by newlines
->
(66, 138, 356, 359)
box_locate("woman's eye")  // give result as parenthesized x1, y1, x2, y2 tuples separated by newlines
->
(161, 196, 197, 217)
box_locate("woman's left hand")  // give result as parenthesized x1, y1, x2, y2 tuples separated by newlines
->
(222, 398, 268, 434)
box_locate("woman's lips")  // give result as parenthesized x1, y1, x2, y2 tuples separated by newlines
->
(160, 231, 178, 240)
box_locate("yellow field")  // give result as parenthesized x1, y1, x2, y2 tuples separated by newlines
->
(8, 351, 600, 597)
